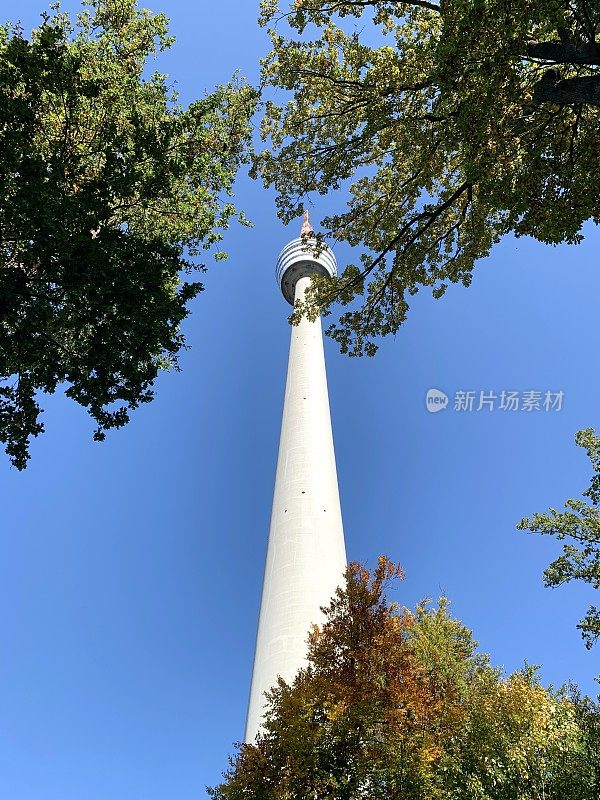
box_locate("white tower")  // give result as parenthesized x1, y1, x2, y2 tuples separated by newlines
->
(245, 213, 347, 743)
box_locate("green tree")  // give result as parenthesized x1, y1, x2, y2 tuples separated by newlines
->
(566, 684, 600, 789)
(209, 557, 597, 800)
(255, 0, 600, 355)
(0, 0, 256, 468)
(519, 428, 600, 649)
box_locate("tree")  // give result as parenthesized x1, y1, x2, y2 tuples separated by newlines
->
(567, 684, 600, 788)
(518, 428, 600, 649)
(254, 0, 600, 355)
(0, 0, 256, 468)
(209, 557, 597, 800)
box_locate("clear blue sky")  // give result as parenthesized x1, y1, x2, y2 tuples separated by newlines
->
(1, 2, 599, 798)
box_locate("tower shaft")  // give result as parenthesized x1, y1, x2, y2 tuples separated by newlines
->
(245, 276, 347, 742)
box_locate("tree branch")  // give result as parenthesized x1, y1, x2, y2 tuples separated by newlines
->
(319, 0, 440, 13)
(525, 39, 600, 65)
(533, 70, 600, 106)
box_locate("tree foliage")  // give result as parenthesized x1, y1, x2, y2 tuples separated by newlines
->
(210, 557, 598, 800)
(255, 0, 600, 355)
(519, 428, 600, 649)
(0, 0, 256, 468)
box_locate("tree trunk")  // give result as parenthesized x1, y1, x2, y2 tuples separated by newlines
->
(533, 71, 600, 107)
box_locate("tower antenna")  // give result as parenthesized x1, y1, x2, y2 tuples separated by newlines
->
(301, 209, 313, 235)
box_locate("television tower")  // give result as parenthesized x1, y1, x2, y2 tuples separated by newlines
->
(245, 213, 347, 743)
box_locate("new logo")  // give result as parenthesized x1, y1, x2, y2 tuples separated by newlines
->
(426, 388, 448, 413)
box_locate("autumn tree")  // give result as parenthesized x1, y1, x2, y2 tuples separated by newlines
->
(209, 557, 598, 800)
(254, 0, 600, 355)
(0, 0, 256, 468)
(519, 428, 600, 649)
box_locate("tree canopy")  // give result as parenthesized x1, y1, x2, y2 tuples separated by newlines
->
(255, 0, 600, 355)
(0, 0, 256, 468)
(210, 557, 599, 800)
(519, 428, 600, 649)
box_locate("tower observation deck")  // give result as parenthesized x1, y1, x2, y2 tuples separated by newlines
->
(245, 213, 347, 742)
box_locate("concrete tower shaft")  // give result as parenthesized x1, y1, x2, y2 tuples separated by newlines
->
(245, 218, 347, 743)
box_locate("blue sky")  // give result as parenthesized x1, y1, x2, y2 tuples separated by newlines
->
(1, 2, 599, 798)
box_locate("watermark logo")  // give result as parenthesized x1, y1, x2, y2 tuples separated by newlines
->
(426, 388, 564, 414)
(426, 388, 449, 413)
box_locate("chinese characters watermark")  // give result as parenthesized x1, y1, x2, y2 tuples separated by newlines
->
(426, 388, 564, 414)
